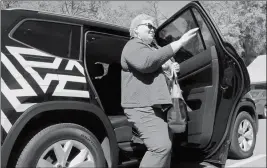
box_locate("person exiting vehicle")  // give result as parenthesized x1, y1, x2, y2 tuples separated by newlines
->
(121, 14, 199, 168)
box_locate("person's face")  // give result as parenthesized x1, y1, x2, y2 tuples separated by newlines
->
(135, 20, 156, 43)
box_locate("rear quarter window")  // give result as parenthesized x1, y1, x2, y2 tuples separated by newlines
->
(11, 20, 81, 60)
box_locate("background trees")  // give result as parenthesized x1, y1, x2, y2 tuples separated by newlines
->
(1, 1, 266, 65)
(0, 1, 18, 9)
(201, 1, 266, 65)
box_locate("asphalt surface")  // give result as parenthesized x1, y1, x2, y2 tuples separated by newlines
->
(225, 118, 266, 167)
(170, 118, 266, 168)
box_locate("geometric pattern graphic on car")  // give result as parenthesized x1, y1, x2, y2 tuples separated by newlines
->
(1, 46, 90, 134)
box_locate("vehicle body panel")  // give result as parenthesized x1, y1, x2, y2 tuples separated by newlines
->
(1, 9, 122, 168)
(1, 101, 119, 168)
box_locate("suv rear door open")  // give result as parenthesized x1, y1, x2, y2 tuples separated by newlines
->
(155, 1, 248, 158)
(156, 1, 220, 149)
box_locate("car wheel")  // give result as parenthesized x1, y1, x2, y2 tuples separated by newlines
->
(16, 123, 106, 168)
(229, 111, 256, 159)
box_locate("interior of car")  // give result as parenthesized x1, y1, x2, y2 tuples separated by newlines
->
(84, 32, 147, 162)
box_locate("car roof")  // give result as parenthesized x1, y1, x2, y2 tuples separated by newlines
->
(4, 8, 130, 37)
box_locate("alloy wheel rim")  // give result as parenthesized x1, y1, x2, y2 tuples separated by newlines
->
(237, 119, 254, 152)
(36, 140, 95, 168)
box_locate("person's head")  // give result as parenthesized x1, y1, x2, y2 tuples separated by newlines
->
(129, 14, 156, 44)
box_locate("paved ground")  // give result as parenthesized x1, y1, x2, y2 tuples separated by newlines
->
(128, 118, 266, 168)
(225, 118, 266, 167)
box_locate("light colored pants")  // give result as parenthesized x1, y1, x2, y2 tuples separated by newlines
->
(124, 106, 172, 168)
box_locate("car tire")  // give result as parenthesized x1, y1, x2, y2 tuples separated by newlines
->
(16, 123, 106, 168)
(229, 111, 256, 159)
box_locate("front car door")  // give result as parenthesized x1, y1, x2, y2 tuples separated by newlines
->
(155, 1, 250, 165)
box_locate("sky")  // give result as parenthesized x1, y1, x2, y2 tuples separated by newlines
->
(247, 55, 266, 83)
(111, 1, 191, 18)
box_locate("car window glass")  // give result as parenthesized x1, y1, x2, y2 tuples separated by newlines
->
(192, 8, 215, 48)
(12, 20, 81, 60)
(158, 10, 204, 63)
(157, 8, 218, 64)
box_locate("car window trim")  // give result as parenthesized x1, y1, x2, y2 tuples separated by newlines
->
(79, 26, 84, 61)
(85, 30, 129, 41)
(8, 18, 83, 61)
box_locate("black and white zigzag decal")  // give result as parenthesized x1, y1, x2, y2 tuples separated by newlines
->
(1, 46, 90, 133)
(5, 46, 89, 97)
(1, 110, 12, 134)
(1, 52, 37, 112)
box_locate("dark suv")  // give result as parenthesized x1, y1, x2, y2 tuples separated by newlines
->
(1, 1, 258, 168)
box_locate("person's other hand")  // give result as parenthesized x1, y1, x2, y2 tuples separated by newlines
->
(179, 28, 199, 46)
(172, 62, 180, 73)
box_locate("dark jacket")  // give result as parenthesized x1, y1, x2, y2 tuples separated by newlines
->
(121, 38, 175, 108)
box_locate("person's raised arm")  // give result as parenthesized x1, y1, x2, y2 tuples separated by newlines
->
(125, 28, 199, 73)
(125, 43, 175, 73)
(170, 28, 199, 53)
